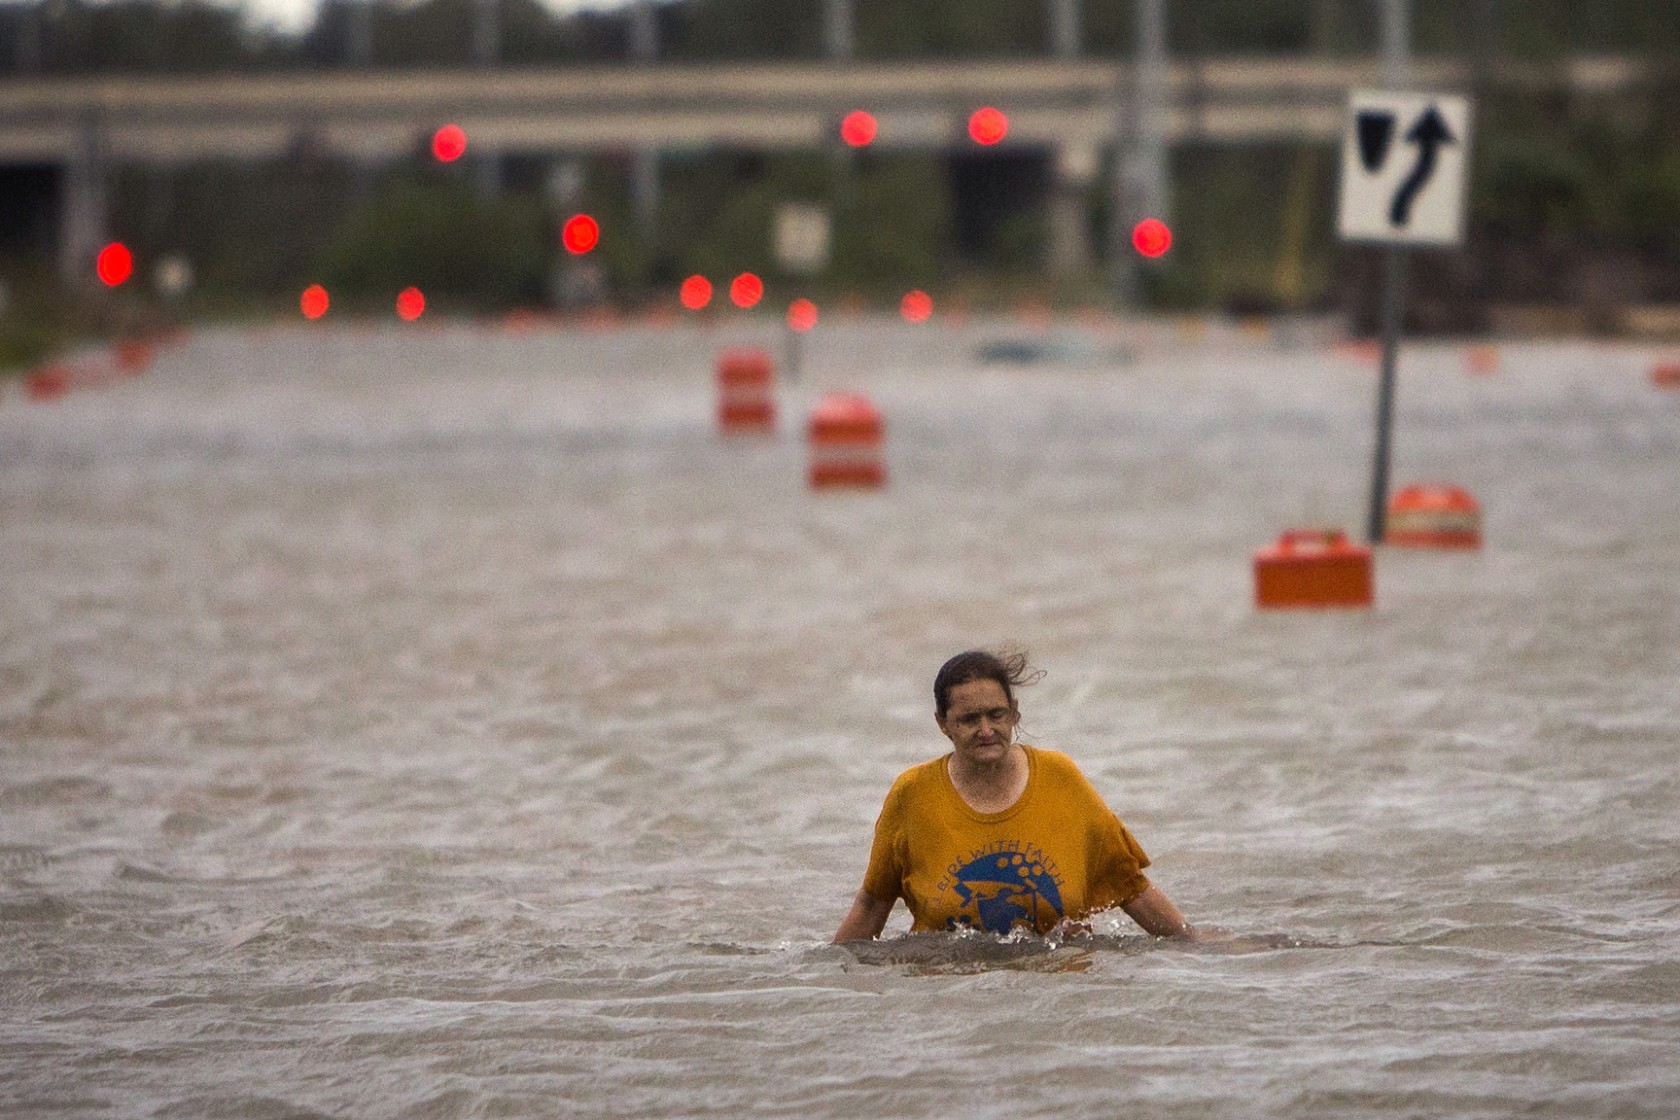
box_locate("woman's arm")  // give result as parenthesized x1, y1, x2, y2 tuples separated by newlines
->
(1121, 883, 1197, 939)
(833, 889, 895, 942)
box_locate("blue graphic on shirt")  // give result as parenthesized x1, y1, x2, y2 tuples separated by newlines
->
(945, 849, 1065, 934)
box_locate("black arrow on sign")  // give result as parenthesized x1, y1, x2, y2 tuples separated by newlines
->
(1389, 105, 1456, 227)
(1356, 111, 1395, 172)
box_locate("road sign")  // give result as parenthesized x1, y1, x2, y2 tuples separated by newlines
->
(1337, 90, 1472, 247)
(774, 204, 831, 275)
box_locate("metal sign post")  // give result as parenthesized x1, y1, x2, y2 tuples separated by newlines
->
(784, 320, 804, 386)
(1368, 249, 1408, 544)
(1337, 89, 1472, 543)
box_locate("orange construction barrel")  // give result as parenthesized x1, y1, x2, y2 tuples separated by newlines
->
(1652, 362, 1680, 389)
(808, 392, 885, 490)
(716, 348, 776, 435)
(25, 363, 73, 401)
(1336, 339, 1381, 365)
(1386, 484, 1482, 549)
(1254, 529, 1373, 610)
(1466, 345, 1500, 375)
(114, 337, 156, 375)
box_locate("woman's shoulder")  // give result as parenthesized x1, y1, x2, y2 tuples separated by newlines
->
(1024, 745, 1105, 794)
(891, 754, 949, 787)
(1024, 744, 1083, 776)
(880, 754, 948, 802)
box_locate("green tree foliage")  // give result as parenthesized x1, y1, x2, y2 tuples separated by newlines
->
(855, 0, 1046, 59)
(314, 180, 549, 308)
(15, 0, 286, 72)
(1416, 0, 1680, 58)
(6, 0, 1678, 73)
(661, 0, 822, 61)
(831, 154, 950, 289)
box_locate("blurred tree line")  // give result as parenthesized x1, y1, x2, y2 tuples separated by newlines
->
(1, 0, 1677, 333)
(4, 0, 1676, 70)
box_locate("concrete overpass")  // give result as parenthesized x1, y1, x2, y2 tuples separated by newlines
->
(0, 54, 1650, 283)
(0, 55, 1649, 161)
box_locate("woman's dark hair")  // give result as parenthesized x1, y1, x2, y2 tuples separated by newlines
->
(934, 649, 1045, 718)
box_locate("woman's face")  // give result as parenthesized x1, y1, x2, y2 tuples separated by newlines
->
(937, 678, 1019, 766)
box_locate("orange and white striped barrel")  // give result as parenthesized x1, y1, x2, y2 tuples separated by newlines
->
(716, 348, 776, 434)
(1465, 345, 1500, 375)
(808, 392, 884, 490)
(1386, 484, 1482, 549)
(24, 363, 73, 401)
(114, 337, 156, 375)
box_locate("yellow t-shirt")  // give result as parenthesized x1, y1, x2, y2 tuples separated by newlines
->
(861, 745, 1152, 935)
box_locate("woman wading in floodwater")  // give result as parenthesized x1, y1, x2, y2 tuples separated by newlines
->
(834, 649, 1204, 943)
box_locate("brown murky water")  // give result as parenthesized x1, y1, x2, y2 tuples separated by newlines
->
(3, 318, 1678, 1118)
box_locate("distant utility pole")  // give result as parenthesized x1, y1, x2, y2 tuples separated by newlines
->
(1048, 0, 1088, 274)
(60, 114, 109, 288)
(629, 3, 660, 251)
(1112, 0, 1168, 306)
(1379, 0, 1410, 85)
(471, 0, 500, 197)
(470, 0, 498, 67)
(824, 0, 853, 62)
(13, 5, 43, 72)
(346, 0, 371, 67)
(1050, 0, 1080, 59)
(630, 0, 658, 63)
(824, 0, 856, 225)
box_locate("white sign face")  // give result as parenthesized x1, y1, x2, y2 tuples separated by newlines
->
(1338, 90, 1472, 247)
(774, 203, 831, 274)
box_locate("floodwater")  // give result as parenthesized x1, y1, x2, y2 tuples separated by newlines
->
(2, 316, 1677, 1119)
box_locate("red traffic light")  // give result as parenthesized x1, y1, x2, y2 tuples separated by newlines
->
(787, 298, 818, 333)
(96, 242, 133, 287)
(562, 214, 600, 255)
(396, 286, 426, 321)
(968, 107, 1009, 146)
(900, 290, 933, 324)
(840, 111, 878, 148)
(432, 125, 467, 163)
(730, 272, 764, 309)
(680, 275, 713, 310)
(300, 284, 329, 320)
(1132, 218, 1172, 258)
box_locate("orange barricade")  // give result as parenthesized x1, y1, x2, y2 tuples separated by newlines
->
(114, 337, 156, 375)
(1386, 484, 1482, 549)
(716, 349, 776, 435)
(502, 308, 544, 333)
(808, 392, 885, 490)
(1014, 300, 1054, 328)
(1466, 345, 1500, 375)
(1336, 339, 1381, 365)
(1254, 529, 1373, 610)
(1652, 362, 1680, 389)
(24, 364, 73, 401)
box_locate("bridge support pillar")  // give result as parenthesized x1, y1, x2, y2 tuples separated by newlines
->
(1111, 0, 1171, 306)
(1049, 0, 1081, 58)
(475, 152, 501, 198)
(631, 148, 659, 245)
(824, 0, 854, 61)
(58, 113, 109, 289)
(1049, 142, 1097, 278)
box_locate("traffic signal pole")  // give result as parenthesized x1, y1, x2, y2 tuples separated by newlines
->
(1113, 0, 1168, 307)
